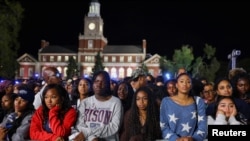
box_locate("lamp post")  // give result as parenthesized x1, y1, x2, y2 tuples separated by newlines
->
(228, 49, 241, 70)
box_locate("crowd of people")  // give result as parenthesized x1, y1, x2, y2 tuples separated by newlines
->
(0, 66, 250, 141)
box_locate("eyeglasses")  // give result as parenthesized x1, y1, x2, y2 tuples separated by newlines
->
(203, 90, 215, 95)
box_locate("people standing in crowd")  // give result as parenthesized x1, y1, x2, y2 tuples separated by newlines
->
(206, 77, 250, 124)
(69, 71, 123, 141)
(0, 93, 17, 124)
(160, 73, 207, 141)
(146, 74, 155, 85)
(64, 79, 74, 101)
(175, 67, 186, 78)
(110, 79, 118, 95)
(113, 81, 134, 114)
(113, 81, 134, 139)
(71, 77, 93, 109)
(120, 86, 162, 141)
(165, 79, 177, 97)
(207, 95, 247, 125)
(130, 68, 147, 92)
(30, 84, 77, 141)
(33, 67, 60, 109)
(228, 67, 246, 80)
(231, 73, 250, 104)
(0, 85, 35, 141)
(200, 82, 216, 106)
(0, 80, 14, 97)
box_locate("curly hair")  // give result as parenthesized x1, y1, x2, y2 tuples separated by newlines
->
(127, 86, 162, 140)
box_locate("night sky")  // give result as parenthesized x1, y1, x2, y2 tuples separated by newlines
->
(19, 0, 250, 61)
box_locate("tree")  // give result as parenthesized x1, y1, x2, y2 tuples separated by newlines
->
(0, 0, 23, 79)
(141, 63, 149, 74)
(92, 51, 104, 74)
(159, 44, 220, 82)
(191, 44, 220, 82)
(160, 45, 194, 78)
(66, 56, 79, 80)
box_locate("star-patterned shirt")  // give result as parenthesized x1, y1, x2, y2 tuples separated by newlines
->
(160, 96, 207, 141)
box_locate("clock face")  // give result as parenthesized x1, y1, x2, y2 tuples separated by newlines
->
(88, 22, 95, 30)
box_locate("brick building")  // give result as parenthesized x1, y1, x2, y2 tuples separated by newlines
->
(17, 0, 164, 80)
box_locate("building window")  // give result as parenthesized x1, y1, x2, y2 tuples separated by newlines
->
(64, 67, 68, 77)
(85, 56, 94, 62)
(120, 56, 124, 62)
(127, 68, 132, 77)
(111, 68, 117, 79)
(112, 56, 116, 62)
(128, 56, 132, 62)
(86, 67, 92, 76)
(65, 56, 69, 61)
(57, 56, 61, 62)
(50, 56, 54, 62)
(73, 56, 76, 60)
(148, 69, 154, 76)
(42, 56, 46, 62)
(118, 68, 124, 79)
(104, 56, 108, 62)
(28, 68, 33, 77)
(104, 67, 109, 73)
(136, 56, 141, 62)
(20, 68, 24, 77)
(88, 40, 93, 48)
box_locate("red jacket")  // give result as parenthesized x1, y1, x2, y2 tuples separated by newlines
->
(30, 106, 77, 141)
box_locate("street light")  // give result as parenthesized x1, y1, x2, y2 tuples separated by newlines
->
(228, 49, 241, 70)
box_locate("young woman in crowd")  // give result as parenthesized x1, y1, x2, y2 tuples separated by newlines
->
(30, 84, 77, 141)
(207, 95, 247, 125)
(0, 85, 35, 141)
(206, 77, 250, 124)
(71, 77, 93, 109)
(0, 93, 17, 123)
(200, 82, 216, 106)
(113, 81, 134, 114)
(160, 73, 207, 141)
(231, 73, 250, 104)
(120, 86, 162, 141)
(165, 79, 177, 97)
(69, 71, 123, 141)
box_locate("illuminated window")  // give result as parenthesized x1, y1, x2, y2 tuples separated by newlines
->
(20, 68, 24, 77)
(120, 56, 124, 62)
(136, 56, 141, 62)
(112, 56, 116, 62)
(42, 56, 46, 62)
(118, 68, 124, 79)
(65, 56, 69, 61)
(28, 68, 33, 77)
(128, 56, 132, 62)
(127, 68, 132, 77)
(85, 56, 94, 62)
(88, 40, 93, 48)
(50, 56, 54, 62)
(104, 56, 108, 62)
(104, 67, 109, 73)
(111, 68, 117, 79)
(64, 67, 68, 77)
(57, 56, 61, 62)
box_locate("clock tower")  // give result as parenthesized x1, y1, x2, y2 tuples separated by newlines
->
(78, 0, 107, 53)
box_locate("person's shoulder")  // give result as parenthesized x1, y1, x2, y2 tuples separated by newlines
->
(67, 107, 77, 114)
(234, 97, 249, 106)
(194, 96, 206, 104)
(111, 96, 123, 103)
(162, 96, 171, 101)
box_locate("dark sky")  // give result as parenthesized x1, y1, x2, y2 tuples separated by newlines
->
(19, 1, 250, 61)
